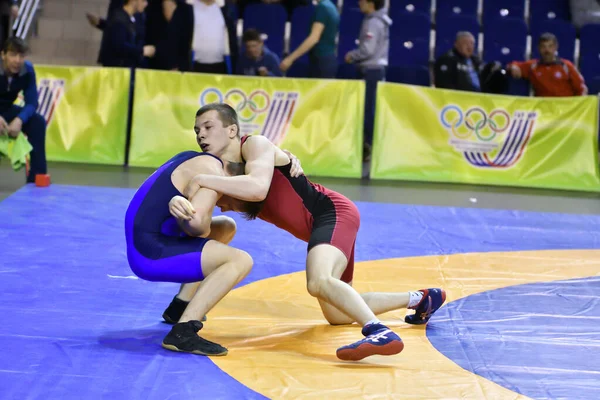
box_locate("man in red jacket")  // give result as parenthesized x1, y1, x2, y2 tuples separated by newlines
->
(509, 33, 587, 97)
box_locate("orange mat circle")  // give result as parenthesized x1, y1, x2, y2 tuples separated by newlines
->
(198, 250, 600, 399)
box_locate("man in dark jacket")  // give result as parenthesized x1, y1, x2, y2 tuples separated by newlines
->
(0, 38, 46, 183)
(434, 31, 482, 92)
(97, 0, 155, 68)
(87, 0, 150, 66)
(148, 0, 194, 71)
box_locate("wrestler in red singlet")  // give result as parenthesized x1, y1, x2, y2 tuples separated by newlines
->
(240, 135, 360, 283)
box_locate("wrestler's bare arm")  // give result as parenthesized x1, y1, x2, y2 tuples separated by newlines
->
(171, 157, 225, 237)
(186, 136, 277, 202)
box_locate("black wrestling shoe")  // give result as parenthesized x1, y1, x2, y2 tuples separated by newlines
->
(162, 320, 228, 356)
(162, 296, 206, 324)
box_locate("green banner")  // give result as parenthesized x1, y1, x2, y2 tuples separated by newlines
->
(31, 65, 130, 165)
(129, 70, 364, 177)
(371, 83, 600, 192)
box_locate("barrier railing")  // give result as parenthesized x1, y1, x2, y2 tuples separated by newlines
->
(25, 65, 600, 189)
(371, 83, 600, 192)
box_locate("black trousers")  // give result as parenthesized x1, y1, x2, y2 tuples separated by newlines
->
(192, 62, 227, 74)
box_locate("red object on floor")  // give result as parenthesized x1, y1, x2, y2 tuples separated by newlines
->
(35, 174, 51, 187)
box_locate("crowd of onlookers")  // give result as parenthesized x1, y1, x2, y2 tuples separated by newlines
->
(89, 0, 593, 161)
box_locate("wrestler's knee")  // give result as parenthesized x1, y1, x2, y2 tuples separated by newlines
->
(228, 248, 253, 279)
(208, 215, 237, 243)
(306, 275, 332, 298)
(220, 215, 237, 235)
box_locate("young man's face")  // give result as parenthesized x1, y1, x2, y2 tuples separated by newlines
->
(194, 110, 236, 156)
(2, 50, 25, 75)
(245, 40, 263, 60)
(216, 195, 246, 213)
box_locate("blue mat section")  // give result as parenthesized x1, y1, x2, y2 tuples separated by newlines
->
(427, 278, 600, 400)
(1, 184, 600, 399)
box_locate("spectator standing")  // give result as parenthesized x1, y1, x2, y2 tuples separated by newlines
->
(149, 0, 194, 71)
(191, 0, 238, 74)
(280, 0, 339, 78)
(98, 0, 155, 68)
(87, 0, 149, 67)
(345, 0, 391, 161)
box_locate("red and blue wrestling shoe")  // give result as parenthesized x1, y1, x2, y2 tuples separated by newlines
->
(405, 288, 446, 325)
(336, 323, 404, 361)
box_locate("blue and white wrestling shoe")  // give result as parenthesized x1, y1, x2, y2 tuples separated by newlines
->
(405, 288, 446, 325)
(336, 323, 404, 361)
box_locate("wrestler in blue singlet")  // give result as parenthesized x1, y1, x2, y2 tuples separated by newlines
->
(125, 151, 223, 283)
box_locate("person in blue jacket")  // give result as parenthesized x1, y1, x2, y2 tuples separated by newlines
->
(236, 29, 282, 77)
(0, 37, 46, 183)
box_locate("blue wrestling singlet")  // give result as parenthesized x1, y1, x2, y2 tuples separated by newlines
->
(124, 151, 223, 283)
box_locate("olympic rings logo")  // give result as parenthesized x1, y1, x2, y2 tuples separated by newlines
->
(440, 105, 511, 142)
(200, 88, 271, 123)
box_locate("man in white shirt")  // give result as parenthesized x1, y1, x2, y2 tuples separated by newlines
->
(191, 0, 229, 73)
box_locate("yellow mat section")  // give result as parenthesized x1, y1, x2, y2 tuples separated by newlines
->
(199, 250, 600, 399)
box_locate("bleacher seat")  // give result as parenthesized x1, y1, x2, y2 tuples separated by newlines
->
(387, 65, 431, 87)
(580, 54, 600, 83)
(435, 14, 480, 57)
(531, 19, 576, 61)
(389, 38, 430, 67)
(287, 4, 314, 77)
(389, 12, 430, 65)
(587, 76, 600, 95)
(579, 24, 600, 58)
(484, 18, 527, 63)
(337, 5, 363, 63)
(337, 63, 360, 80)
(436, 0, 478, 18)
(389, 0, 432, 18)
(243, 3, 287, 56)
(507, 78, 531, 96)
(390, 12, 430, 42)
(485, 17, 527, 44)
(484, 43, 526, 64)
(529, 0, 571, 24)
(482, 0, 525, 26)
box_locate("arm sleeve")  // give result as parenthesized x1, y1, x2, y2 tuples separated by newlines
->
(265, 53, 282, 76)
(17, 65, 39, 124)
(106, 22, 144, 61)
(347, 19, 381, 62)
(567, 61, 587, 95)
(510, 60, 531, 80)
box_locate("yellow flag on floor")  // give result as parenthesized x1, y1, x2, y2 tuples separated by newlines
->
(0, 133, 33, 171)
